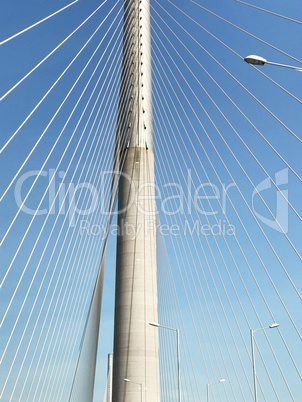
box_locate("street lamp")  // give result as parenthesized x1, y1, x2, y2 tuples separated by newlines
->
(250, 323, 279, 402)
(206, 379, 226, 402)
(124, 378, 143, 402)
(244, 55, 302, 71)
(149, 322, 181, 402)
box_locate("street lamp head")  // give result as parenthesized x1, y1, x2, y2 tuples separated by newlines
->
(124, 378, 130, 382)
(219, 379, 226, 383)
(149, 322, 159, 327)
(244, 55, 267, 66)
(269, 323, 279, 329)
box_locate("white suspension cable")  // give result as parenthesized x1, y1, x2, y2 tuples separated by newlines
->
(154, 81, 285, 399)
(4, 15, 124, 363)
(151, 11, 301, 221)
(151, 5, 302, 184)
(54, 142, 129, 402)
(0, 2, 124, 256)
(151, 19, 302, 306)
(44, 108, 119, 402)
(234, 0, 302, 25)
(155, 132, 234, 400)
(151, 25, 300, 398)
(154, 42, 302, 378)
(1, 16, 128, 378)
(0, 0, 113, 102)
(2, 57, 121, 399)
(13, 19, 135, 398)
(188, 0, 302, 65)
(151, 6, 302, 281)
(21, 124, 116, 401)
(2, 1, 300, 400)
(0, 0, 80, 45)
(155, 84, 279, 400)
(0, 2, 120, 203)
(151, 29, 302, 362)
(0, 0, 118, 154)
(153, 97, 250, 400)
(156, 210, 203, 400)
(157, 245, 199, 400)
(168, 1, 302, 113)
(17, 94, 118, 401)
(153, 87, 245, 390)
(37, 62, 133, 400)
(154, 127, 249, 400)
(0, 32, 123, 333)
(152, 42, 299, 393)
(153, 0, 302, 144)
(154, 146, 218, 378)
(1, 40, 125, 316)
(31, 135, 116, 401)
(4, 19, 135, 397)
(151, 45, 299, 394)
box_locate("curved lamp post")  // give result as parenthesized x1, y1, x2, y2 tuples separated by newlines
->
(124, 378, 143, 402)
(244, 55, 302, 71)
(206, 378, 226, 402)
(149, 322, 181, 402)
(250, 323, 279, 402)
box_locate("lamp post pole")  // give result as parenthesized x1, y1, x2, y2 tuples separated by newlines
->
(250, 323, 279, 402)
(250, 329, 257, 402)
(149, 322, 181, 402)
(176, 328, 180, 402)
(206, 379, 226, 402)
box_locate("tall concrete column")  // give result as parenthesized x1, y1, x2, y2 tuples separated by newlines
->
(112, 1, 160, 402)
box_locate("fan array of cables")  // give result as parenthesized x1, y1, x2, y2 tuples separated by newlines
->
(0, 1, 126, 400)
(153, 1, 301, 401)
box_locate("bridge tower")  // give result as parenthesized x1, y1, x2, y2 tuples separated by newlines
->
(112, 1, 160, 401)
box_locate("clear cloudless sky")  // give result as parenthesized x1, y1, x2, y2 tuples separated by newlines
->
(0, 0, 301, 401)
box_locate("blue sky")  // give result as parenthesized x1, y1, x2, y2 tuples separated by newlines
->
(0, 0, 301, 401)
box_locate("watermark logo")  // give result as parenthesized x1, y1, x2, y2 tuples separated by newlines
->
(14, 169, 237, 230)
(79, 218, 236, 239)
(14, 167, 289, 236)
(252, 168, 288, 233)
